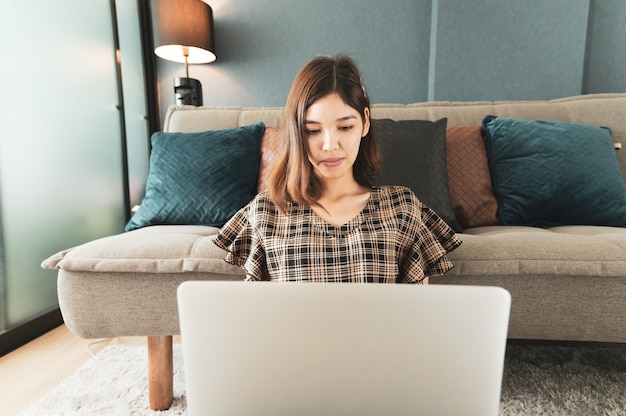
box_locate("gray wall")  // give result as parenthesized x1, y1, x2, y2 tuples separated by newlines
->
(155, 0, 626, 122)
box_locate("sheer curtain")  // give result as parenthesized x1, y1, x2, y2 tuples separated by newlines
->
(0, 0, 149, 354)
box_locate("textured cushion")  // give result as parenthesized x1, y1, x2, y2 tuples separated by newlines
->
(257, 127, 282, 193)
(447, 225, 626, 277)
(374, 118, 462, 232)
(42, 225, 244, 276)
(125, 123, 265, 231)
(483, 116, 626, 227)
(446, 126, 499, 228)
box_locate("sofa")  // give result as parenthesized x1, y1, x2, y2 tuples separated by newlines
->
(42, 93, 626, 410)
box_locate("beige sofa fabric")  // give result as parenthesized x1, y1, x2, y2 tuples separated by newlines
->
(43, 225, 240, 276)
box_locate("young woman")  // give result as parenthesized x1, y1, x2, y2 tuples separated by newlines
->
(214, 55, 461, 284)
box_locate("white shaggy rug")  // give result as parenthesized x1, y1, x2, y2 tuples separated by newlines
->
(21, 345, 187, 416)
(21, 343, 625, 415)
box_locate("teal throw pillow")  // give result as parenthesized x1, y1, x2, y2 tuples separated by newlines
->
(482, 116, 626, 227)
(125, 123, 265, 231)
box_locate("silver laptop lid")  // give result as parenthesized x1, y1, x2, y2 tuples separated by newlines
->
(178, 282, 511, 416)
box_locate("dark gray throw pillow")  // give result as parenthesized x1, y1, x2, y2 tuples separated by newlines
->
(374, 118, 462, 232)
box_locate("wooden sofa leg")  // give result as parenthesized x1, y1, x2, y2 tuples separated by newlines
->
(147, 335, 174, 410)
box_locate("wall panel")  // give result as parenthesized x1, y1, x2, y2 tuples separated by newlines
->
(433, 0, 590, 101)
(583, 0, 626, 94)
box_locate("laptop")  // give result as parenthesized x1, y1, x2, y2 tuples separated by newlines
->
(177, 282, 511, 416)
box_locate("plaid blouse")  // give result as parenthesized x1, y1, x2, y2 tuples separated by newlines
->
(213, 186, 461, 283)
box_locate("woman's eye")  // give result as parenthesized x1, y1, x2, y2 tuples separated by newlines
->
(306, 129, 321, 135)
(339, 125, 354, 132)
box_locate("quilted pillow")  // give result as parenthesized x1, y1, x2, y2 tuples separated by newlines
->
(483, 116, 626, 227)
(374, 118, 462, 232)
(257, 127, 283, 193)
(125, 123, 265, 231)
(446, 126, 499, 228)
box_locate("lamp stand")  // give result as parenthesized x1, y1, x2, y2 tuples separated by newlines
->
(184, 53, 190, 78)
(174, 77, 202, 106)
(174, 48, 202, 106)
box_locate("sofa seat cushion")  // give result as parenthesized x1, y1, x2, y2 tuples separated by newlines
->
(448, 225, 626, 277)
(44, 224, 626, 283)
(42, 225, 244, 277)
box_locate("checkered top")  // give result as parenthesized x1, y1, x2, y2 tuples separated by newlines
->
(214, 186, 461, 283)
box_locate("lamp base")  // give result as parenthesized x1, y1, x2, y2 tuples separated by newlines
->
(174, 77, 203, 106)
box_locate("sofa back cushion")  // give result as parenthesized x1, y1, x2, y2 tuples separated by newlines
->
(165, 95, 626, 182)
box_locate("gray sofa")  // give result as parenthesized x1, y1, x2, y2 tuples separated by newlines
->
(42, 93, 626, 410)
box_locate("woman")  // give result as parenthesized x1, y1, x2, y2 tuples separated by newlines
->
(214, 55, 461, 283)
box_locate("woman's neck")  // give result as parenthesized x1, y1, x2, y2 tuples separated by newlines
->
(317, 174, 363, 201)
(313, 177, 371, 227)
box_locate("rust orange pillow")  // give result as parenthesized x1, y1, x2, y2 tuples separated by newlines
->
(446, 126, 499, 228)
(257, 127, 283, 193)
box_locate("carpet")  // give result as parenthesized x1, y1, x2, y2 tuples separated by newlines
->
(21, 343, 625, 415)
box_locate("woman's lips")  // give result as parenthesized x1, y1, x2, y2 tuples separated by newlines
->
(321, 157, 343, 168)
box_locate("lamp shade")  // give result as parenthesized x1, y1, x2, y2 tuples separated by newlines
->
(152, 0, 216, 64)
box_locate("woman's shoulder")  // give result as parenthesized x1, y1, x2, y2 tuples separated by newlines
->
(244, 191, 301, 224)
(245, 191, 279, 215)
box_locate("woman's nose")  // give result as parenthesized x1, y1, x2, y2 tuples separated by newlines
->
(322, 131, 339, 151)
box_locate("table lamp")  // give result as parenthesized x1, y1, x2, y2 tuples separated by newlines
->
(152, 0, 216, 106)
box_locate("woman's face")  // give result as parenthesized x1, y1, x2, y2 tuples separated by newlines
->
(304, 93, 370, 185)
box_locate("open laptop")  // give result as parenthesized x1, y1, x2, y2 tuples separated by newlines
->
(177, 282, 511, 416)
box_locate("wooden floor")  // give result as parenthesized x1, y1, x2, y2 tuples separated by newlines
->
(0, 325, 151, 416)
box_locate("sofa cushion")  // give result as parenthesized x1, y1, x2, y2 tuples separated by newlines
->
(125, 123, 265, 231)
(447, 225, 626, 277)
(483, 116, 626, 227)
(446, 126, 499, 229)
(43, 225, 244, 276)
(374, 118, 462, 232)
(43, 224, 626, 280)
(257, 127, 282, 193)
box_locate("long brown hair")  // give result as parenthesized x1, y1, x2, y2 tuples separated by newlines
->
(268, 55, 381, 213)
